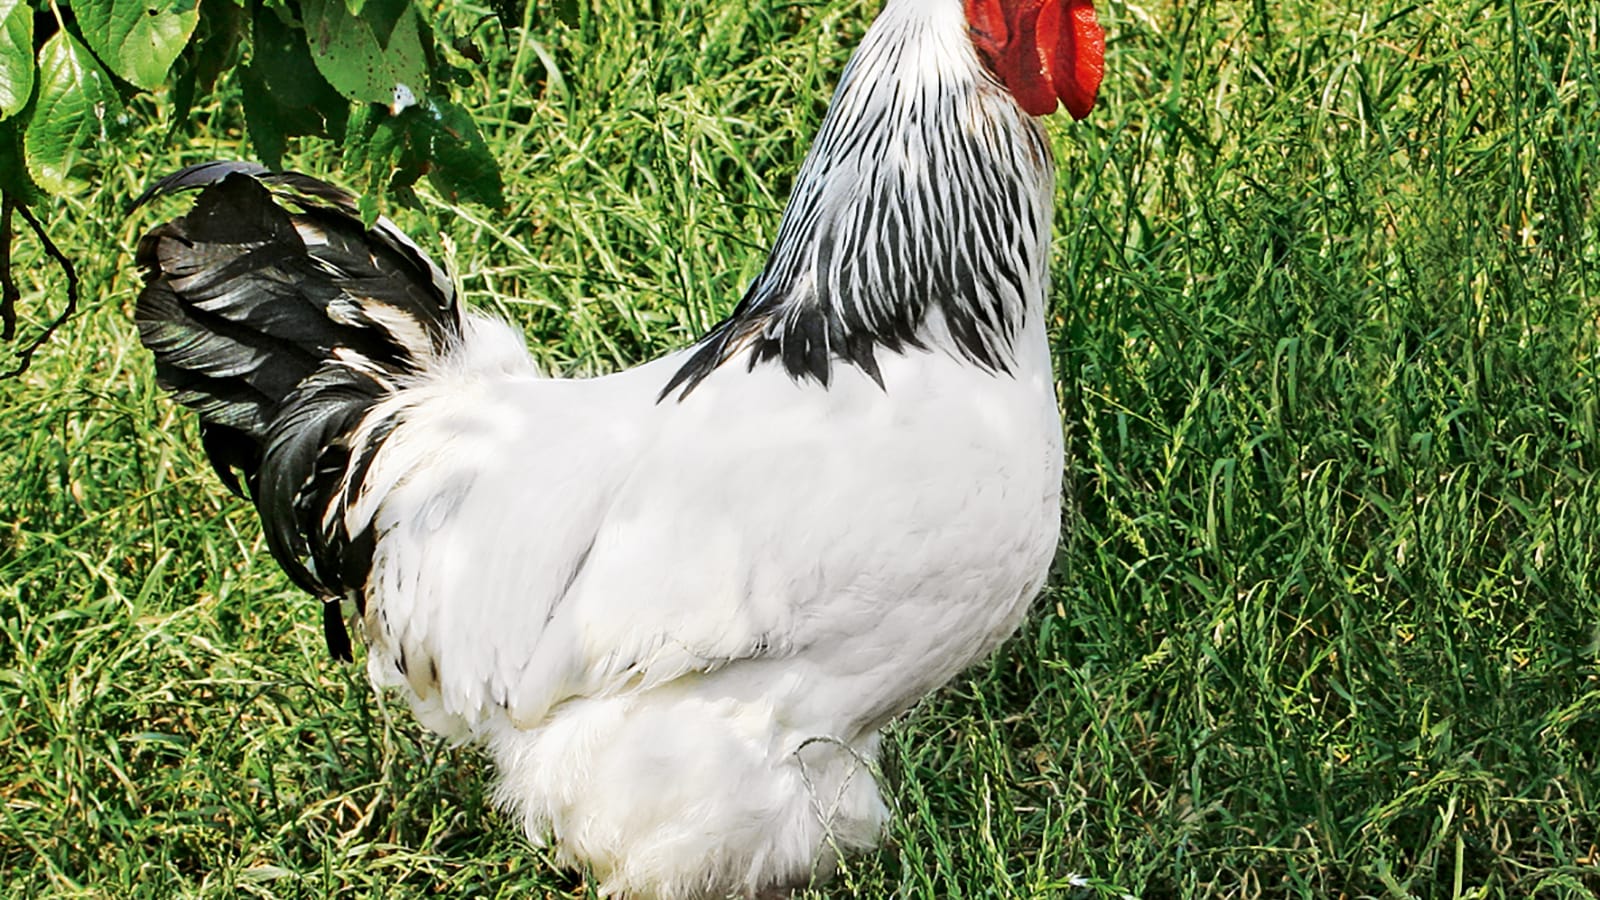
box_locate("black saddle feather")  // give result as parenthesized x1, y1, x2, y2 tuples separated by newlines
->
(135, 163, 461, 660)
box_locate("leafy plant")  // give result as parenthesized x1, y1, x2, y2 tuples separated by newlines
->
(0, 0, 516, 374)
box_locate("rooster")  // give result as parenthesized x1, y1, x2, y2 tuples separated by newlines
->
(132, 0, 1103, 896)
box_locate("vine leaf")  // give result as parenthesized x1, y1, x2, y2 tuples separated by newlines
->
(301, 0, 427, 105)
(167, 0, 247, 131)
(412, 98, 504, 208)
(242, 3, 348, 169)
(341, 95, 504, 225)
(0, 118, 37, 202)
(0, 0, 31, 119)
(25, 31, 126, 194)
(75, 0, 201, 91)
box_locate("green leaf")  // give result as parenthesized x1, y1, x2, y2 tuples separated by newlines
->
(411, 98, 504, 208)
(75, 0, 201, 91)
(300, 0, 427, 105)
(337, 95, 503, 223)
(25, 31, 126, 195)
(340, 100, 377, 172)
(250, 5, 346, 113)
(167, 0, 246, 129)
(0, 117, 40, 202)
(239, 3, 348, 167)
(339, 102, 402, 226)
(239, 68, 288, 170)
(0, 0, 31, 120)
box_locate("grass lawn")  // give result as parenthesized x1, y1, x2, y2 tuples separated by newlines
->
(2, 0, 1598, 896)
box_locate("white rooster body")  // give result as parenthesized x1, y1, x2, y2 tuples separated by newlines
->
(369, 325, 1061, 893)
(133, 0, 1103, 896)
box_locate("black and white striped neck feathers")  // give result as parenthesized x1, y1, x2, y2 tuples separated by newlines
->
(665, 1, 1055, 398)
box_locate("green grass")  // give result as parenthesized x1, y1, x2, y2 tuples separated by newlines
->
(3, 0, 1599, 896)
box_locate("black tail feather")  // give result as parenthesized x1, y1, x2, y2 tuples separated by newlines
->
(131, 160, 272, 211)
(135, 163, 461, 659)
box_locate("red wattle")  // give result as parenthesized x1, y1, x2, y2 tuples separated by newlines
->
(1054, 0, 1105, 121)
(1006, 0, 1060, 116)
